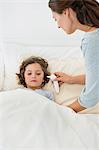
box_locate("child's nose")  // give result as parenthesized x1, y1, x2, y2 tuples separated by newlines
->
(31, 73, 36, 78)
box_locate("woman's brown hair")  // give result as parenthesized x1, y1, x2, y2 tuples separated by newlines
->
(49, 0, 99, 27)
(16, 56, 50, 88)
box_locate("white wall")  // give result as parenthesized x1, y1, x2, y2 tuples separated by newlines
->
(0, 0, 85, 46)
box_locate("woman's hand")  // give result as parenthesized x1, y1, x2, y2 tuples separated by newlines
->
(54, 72, 73, 84)
(55, 72, 85, 85)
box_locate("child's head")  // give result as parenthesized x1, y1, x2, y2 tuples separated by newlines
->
(16, 56, 50, 89)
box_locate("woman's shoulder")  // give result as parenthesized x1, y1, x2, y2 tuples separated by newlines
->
(84, 28, 99, 39)
(82, 28, 99, 48)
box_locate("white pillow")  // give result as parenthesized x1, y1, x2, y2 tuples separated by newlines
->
(1, 42, 83, 90)
(1, 42, 53, 90)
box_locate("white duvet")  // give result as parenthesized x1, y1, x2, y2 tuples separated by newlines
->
(0, 89, 99, 150)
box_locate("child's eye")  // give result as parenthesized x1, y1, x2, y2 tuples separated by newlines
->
(27, 73, 32, 75)
(36, 73, 41, 75)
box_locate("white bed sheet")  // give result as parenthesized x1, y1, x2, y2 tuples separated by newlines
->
(0, 89, 99, 150)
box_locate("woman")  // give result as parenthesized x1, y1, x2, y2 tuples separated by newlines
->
(48, 0, 99, 112)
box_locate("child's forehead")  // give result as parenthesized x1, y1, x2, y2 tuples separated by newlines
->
(26, 63, 43, 70)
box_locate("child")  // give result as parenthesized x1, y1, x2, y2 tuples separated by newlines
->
(16, 56, 54, 101)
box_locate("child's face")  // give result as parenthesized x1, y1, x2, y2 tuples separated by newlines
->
(24, 63, 44, 89)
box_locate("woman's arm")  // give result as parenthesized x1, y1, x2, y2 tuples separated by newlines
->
(70, 75, 85, 84)
(67, 99, 86, 113)
(55, 72, 85, 85)
(55, 72, 86, 112)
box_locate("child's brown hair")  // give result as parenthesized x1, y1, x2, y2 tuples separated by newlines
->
(16, 56, 50, 87)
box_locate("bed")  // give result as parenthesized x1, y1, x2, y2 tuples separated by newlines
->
(0, 42, 99, 150)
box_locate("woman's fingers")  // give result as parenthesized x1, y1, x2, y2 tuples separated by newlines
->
(54, 72, 72, 83)
(54, 72, 63, 77)
(58, 81, 64, 86)
(54, 72, 66, 82)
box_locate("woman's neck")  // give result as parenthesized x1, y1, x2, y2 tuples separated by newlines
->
(77, 23, 96, 32)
